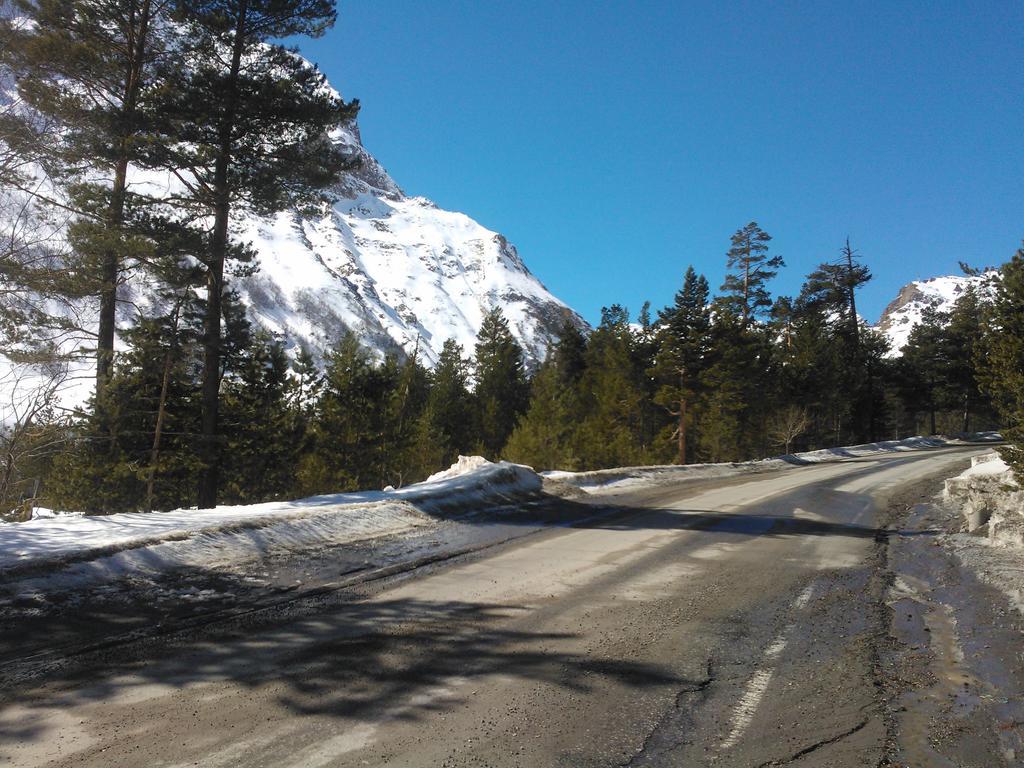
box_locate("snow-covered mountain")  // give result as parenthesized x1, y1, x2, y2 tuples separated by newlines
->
(207, 119, 583, 368)
(2, 108, 582, 410)
(0, 21, 582, 372)
(875, 273, 995, 353)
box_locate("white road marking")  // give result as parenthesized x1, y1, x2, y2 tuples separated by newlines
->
(793, 583, 816, 609)
(720, 583, 817, 750)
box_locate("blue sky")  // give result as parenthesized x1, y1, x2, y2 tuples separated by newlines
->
(294, 1, 1023, 325)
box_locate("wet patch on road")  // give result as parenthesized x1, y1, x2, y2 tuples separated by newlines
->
(877, 485, 1024, 767)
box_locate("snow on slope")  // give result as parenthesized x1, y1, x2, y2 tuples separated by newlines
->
(2, 104, 581, 419)
(876, 272, 995, 354)
(122, 118, 582, 369)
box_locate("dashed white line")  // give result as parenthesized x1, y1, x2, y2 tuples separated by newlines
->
(793, 582, 816, 610)
(720, 583, 817, 750)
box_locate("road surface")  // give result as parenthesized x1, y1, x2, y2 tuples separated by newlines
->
(2, 446, 1022, 767)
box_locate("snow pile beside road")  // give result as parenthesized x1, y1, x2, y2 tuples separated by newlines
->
(944, 452, 1022, 543)
(425, 455, 493, 483)
(548, 436, 967, 494)
(545, 460, 777, 492)
(943, 452, 1024, 614)
(789, 436, 950, 463)
(0, 459, 542, 588)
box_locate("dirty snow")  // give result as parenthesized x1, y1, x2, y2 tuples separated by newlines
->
(0, 459, 541, 591)
(425, 455, 492, 483)
(942, 451, 1024, 614)
(548, 436, 972, 494)
(957, 453, 1010, 478)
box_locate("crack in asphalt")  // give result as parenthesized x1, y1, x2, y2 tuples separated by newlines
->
(620, 661, 715, 767)
(754, 718, 870, 767)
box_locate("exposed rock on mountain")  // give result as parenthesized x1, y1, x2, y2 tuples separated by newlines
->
(876, 273, 994, 353)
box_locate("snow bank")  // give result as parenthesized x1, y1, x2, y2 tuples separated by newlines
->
(547, 436, 972, 494)
(943, 452, 1022, 542)
(0, 459, 542, 586)
(943, 451, 1024, 614)
(788, 436, 951, 463)
(545, 460, 782, 492)
(425, 455, 492, 483)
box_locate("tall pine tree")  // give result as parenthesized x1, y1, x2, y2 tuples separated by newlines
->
(424, 339, 474, 466)
(575, 306, 651, 468)
(0, 0, 174, 409)
(473, 308, 529, 458)
(800, 239, 871, 342)
(156, 0, 358, 506)
(718, 222, 784, 324)
(654, 266, 711, 463)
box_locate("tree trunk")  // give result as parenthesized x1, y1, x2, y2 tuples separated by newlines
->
(197, 208, 227, 508)
(96, 0, 153, 420)
(843, 237, 860, 347)
(197, 1, 247, 509)
(676, 397, 687, 465)
(146, 346, 174, 513)
(742, 250, 750, 324)
(95, 157, 127, 410)
(0, 451, 15, 510)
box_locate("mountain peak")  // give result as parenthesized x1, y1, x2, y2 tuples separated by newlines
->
(876, 272, 995, 353)
(329, 118, 404, 201)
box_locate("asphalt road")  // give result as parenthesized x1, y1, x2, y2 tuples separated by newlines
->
(3, 446, 1022, 767)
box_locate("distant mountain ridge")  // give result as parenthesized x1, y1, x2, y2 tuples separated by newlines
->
(875, 272, 995, 353)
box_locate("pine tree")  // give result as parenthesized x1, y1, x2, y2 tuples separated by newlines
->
(718, 222, 784, 324)
(945, 285, 993, 433)
(381, 350, 430, 487)
(297, 333, 380, 494)
(403, 404, 448, 482)
(796, 240, 880, 440)
(49, 306, 204, 513)
(697, 314, 757, 461)
(575, 306, 650, 468)
(800, 238, 872, 344)
(156, 0, 358, 507)
(0, 0, 175, 407)
(473, 308, 529, 458)
(551, 316, 588, 387)
(220, 332, 302, 503)
(0, 3, 74, 363)
(773, 300, 844, 448)
(504, 356, 575, 470)
(899, 303, 951, 436)
(654, 267, 711, 463)
(978, 246, 1024, 476)
(505, 318, 591, 470)
(424, 339, 473, 467)
(290, 344, 324, 415)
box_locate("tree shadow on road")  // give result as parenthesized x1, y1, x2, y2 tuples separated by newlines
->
(0, 594, 692, 749)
